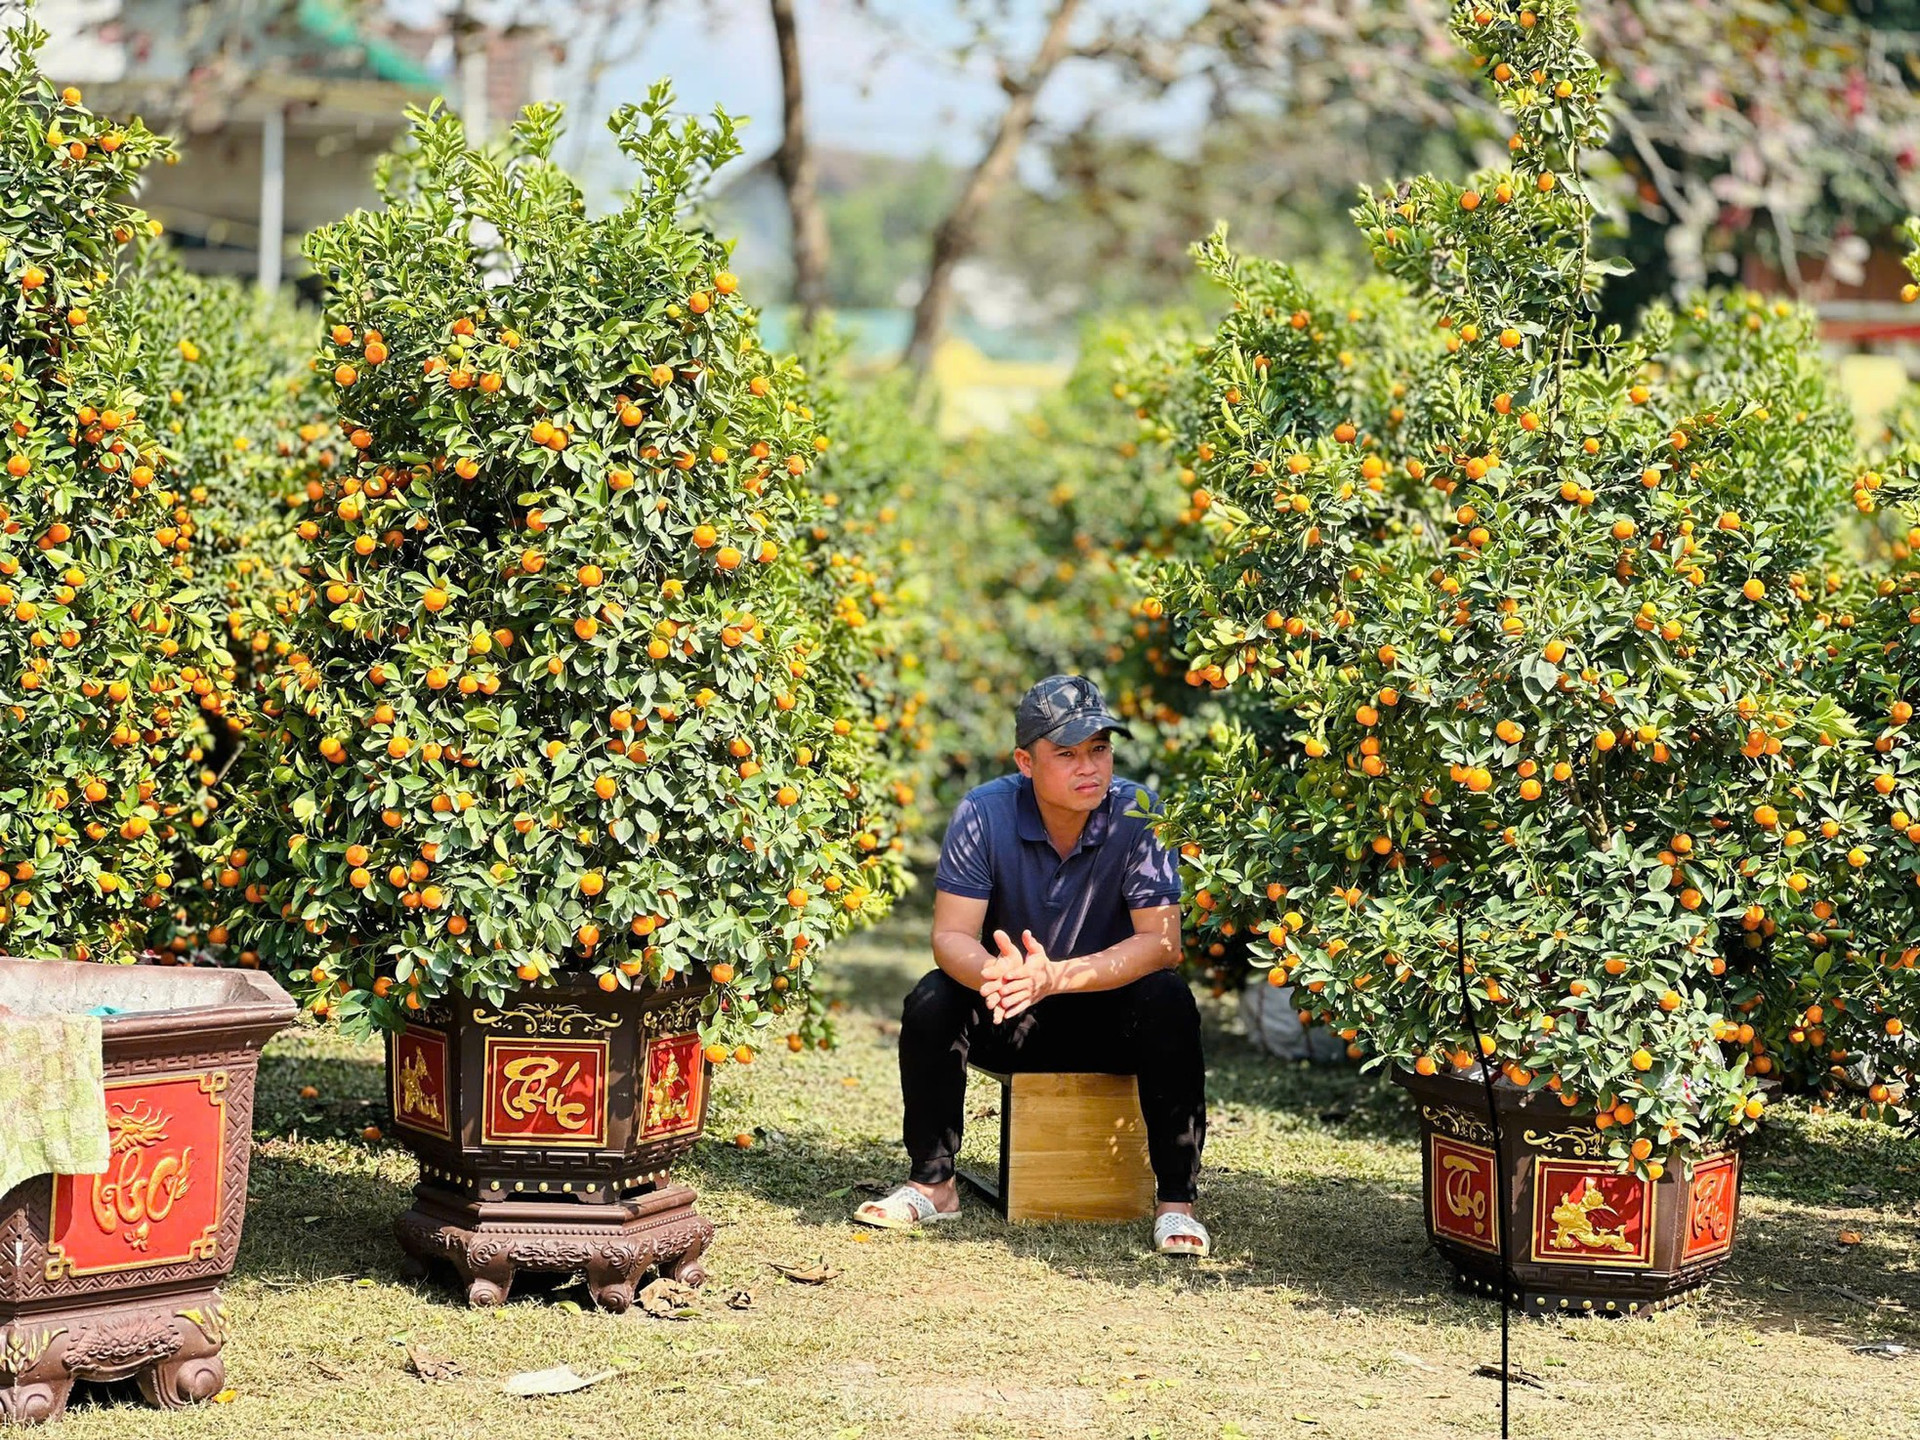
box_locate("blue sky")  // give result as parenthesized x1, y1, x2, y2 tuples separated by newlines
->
(574, 0, 1211, 169)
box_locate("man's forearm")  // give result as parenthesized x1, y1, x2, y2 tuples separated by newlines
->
(931, 929, 998, 991)
(1045, 929, 1178, 996)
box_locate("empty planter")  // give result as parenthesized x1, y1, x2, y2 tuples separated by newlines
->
(0, 960, 293, 1424)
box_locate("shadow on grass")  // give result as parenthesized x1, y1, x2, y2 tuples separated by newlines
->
(235, 1047, 452, 1299)
(1710, 1112, 1920, 1341)
(696, 1121, 1452, 1315)
(704, 948, 1460, 1318)
(228, 922, 1920, 1343)
(700, 1076, 1920, 1347)
(777, 929, 1920, 1343)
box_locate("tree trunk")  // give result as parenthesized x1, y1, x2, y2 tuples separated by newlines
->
(902, 0, 1084, 374)
(769, 0, 830, 333)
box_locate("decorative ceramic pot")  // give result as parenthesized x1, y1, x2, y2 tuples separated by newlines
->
(1396, 1065, 1748, 1317)
(0, 960, 293, 1423)
(386, 973, 715, 1311)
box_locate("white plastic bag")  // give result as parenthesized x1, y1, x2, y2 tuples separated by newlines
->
(1240, 978, 1349, 1063)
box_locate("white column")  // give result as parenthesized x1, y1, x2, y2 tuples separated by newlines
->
(258, 105, 285, 294)
(460, 36, 489, 143)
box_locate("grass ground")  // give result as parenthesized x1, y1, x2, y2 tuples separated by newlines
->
(46, 892, 1920, 1440)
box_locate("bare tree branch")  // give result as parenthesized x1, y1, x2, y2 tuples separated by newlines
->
(769, 0, 830, 332)
(903, 0, 1086, 374)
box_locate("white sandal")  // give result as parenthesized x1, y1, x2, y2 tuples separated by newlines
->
(852, 1184, 962, 1231)
(1153, 1211, 1211, 1257)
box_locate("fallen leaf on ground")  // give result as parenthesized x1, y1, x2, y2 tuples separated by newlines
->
(726, 1289, 756, 1310)
(1473, 1363, 1545, 1390)
(771, 1258, 841, 1284)
(638, 1276, 701, 1319)
(852, 1178, 891, 1196)
(1839, 1229, 1864, 1246)
(503, 1365, 612, 1397)
(312, 1359, 345, 1381)
(1853, 1340, 1911, 1358)
(405, 1345, 462, 1383)
(212, 1389, 237, 1404)
(259, 1274, 357, 1291)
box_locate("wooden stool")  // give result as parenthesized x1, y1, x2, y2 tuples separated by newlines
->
(957, 1066, 1156, 1223)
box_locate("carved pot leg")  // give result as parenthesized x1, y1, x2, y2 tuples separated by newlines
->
(453, 1243, 516, 1308)
(585, 1248, 638, 1315)
(136, 1350, 226, 1411)
(664, 1220, 715, 1290)
(0, 1375, 72, 1427)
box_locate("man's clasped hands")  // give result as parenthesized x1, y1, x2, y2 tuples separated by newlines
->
(981, 927, 1057, 1025)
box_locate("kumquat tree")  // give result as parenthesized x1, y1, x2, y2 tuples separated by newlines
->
(0, 17, 238, 963)
(1784, 221, 1920, 1123)
(1111, 243, 1436, 986)
(218, 87, 915, 1057)
(1133, 0, 1869, 1177)
(129, 255, 321, 690)
(120, 253, 324, 961)
(788, 330, 938, 851)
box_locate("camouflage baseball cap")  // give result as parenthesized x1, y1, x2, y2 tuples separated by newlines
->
(1015, 674, 1133, 752)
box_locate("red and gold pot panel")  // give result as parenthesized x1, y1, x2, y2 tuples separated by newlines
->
(47, 1070, 228, 1279)
(1682, 1152, 1740, 1265)
(481, 1037, 609, 1148)
(392, 1026, 452, 1140)
(1428, 1133, 1500, 1255)
(1530, 1159, 1655, 1269)
(639, 1031, 705, 1143)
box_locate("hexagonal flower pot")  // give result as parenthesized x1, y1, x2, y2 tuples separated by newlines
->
(0, 960, 294, 1424)
(1397, 1065, 1750, 1317)
(386, 973, 716, 1311)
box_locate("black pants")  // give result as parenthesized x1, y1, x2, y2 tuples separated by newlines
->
(898, 967, 1207, 1204)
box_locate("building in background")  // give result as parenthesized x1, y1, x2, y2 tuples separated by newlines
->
(1739, 245, 1920, 439)
(38, 0, 554, 290)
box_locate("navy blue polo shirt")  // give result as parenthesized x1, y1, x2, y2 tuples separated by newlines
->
(933, 772, 1183, 960)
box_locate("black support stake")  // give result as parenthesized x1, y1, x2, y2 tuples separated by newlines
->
(1455, 908, 1512, 1439)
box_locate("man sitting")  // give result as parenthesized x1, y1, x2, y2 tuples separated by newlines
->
(853, 674, 1210, 1257)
